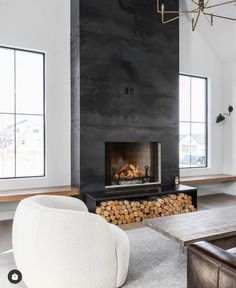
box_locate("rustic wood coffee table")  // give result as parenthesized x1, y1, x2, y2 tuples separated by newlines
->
(143, 206, 236, 252)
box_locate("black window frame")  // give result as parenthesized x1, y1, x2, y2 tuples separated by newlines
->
(179, 73, 208, 169)
(0, 45, 46, 179)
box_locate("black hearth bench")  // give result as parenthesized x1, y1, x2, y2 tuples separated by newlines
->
(84, 184, 197, 213)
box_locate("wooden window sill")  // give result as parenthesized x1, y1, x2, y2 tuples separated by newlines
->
(0, 186, 79, 203)
(180, 174, 236, 186)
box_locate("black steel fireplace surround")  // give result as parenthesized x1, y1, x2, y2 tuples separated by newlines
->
(71, 0, 180, 202)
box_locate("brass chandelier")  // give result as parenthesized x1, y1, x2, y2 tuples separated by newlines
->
(157, 0, 236, 31)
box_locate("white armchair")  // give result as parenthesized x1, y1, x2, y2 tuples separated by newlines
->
(12, 195, 129, 288)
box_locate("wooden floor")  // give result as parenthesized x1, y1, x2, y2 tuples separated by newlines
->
(198, 193, 236, 210)
(1, 193, 236, 248)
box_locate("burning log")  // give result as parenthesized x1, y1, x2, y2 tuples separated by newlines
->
(113, 163, 145, 180)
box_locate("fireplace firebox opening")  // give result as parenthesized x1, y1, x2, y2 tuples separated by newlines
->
(105, 142, 161, 188)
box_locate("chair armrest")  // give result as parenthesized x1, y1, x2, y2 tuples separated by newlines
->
(187, 241, 236, 288)
(189, 241, 236, 270)
(29, 195, 88, 212)
(109, 224, 129, 287)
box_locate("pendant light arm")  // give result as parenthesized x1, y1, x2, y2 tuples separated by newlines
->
(204, 0, 236, 9)
(157, 0, 198, 14)
(192, 11, 201, 31)
(191, 0, 199, 5)
(157, 0, 236, 31)
(203, 12, 213, 25)
(161, 13, 183, 24)
(204, 0, 210, 8)
(204, 12, 236, 21)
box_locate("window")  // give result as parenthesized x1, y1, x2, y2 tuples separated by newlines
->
(0, 47, 45, 179)
(179, 74, 207, 169)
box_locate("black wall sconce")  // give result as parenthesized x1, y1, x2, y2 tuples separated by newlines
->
(216, 105, 233, 123)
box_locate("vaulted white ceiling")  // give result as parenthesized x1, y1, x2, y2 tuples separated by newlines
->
(180, 0, 236, 63)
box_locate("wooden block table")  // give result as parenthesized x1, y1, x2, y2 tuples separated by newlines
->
(143, 206, 236, 252)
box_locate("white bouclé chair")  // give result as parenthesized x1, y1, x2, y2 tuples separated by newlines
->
(12, 195, 129, 288)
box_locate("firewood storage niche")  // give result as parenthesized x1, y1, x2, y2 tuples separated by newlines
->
(105, 142, 161, 188)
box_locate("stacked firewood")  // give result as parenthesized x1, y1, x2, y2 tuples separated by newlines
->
(96, 193, 196, 225)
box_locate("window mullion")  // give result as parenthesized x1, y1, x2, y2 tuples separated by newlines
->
(14, 50, 16, 178)
(190, 77, 192, 168)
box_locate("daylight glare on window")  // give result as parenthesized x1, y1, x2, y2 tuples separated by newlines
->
(179, 74, 207, 169)
(0, 47, 45, 179)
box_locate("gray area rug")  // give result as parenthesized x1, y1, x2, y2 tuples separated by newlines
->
(124, 227, 187, 288)
(0, 227, 187, 288)
(0, 250, 25, 288)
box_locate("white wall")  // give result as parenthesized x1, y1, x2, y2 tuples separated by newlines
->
(180, 13, 225, 178)
(220, 60, 236, 195)
(223, 61, 236, 174)
(0, 0, 71, 219)
(0, 0, 71, 190)
(179, 7, 236, 196)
